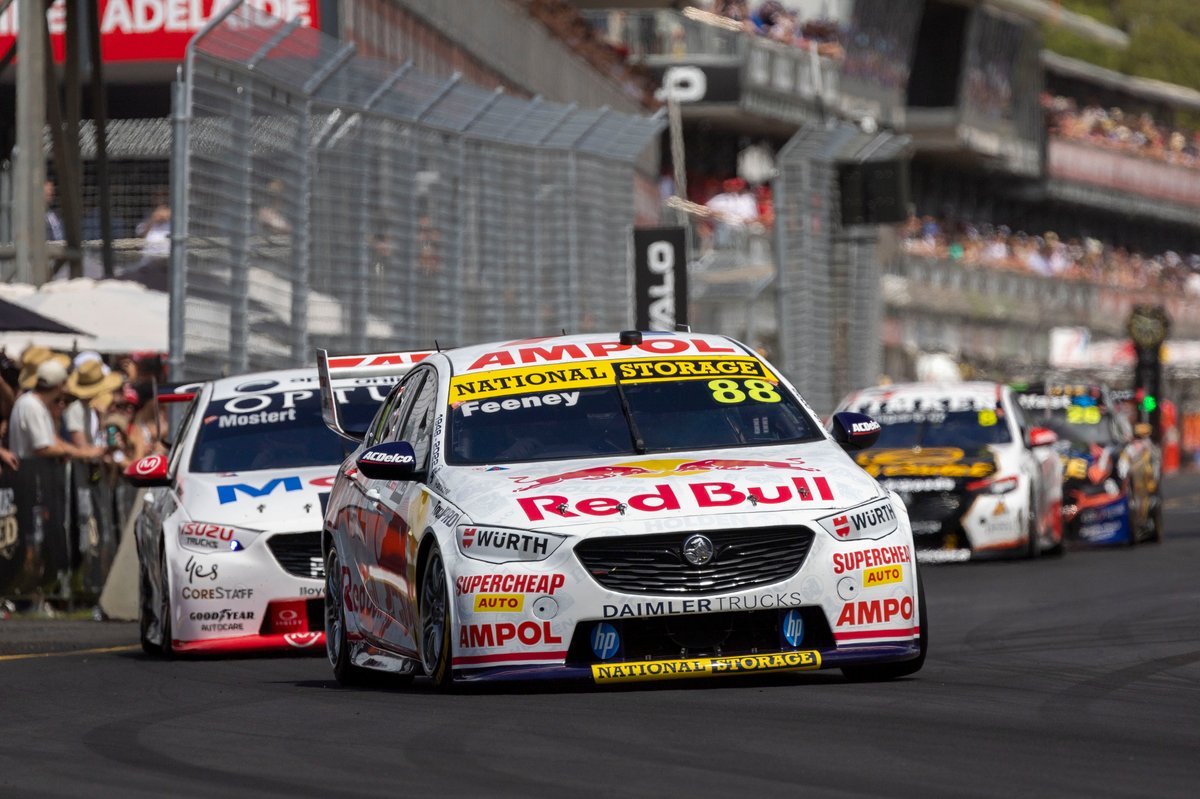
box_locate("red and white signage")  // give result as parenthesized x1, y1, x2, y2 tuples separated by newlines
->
(0, 0, 320, 64)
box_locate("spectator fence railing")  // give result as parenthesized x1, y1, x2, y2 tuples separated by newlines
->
(173, 2, 663, 380)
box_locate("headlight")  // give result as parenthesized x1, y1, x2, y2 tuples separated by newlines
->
(455, 524, 567, 564)
(178, 521, 261, 553)
(965, 475, 1019, 494)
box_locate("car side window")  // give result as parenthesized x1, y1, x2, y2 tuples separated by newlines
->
(394, 371, 439, 467)
(365, 376, 415, 447)
(166, 396, 200, 478)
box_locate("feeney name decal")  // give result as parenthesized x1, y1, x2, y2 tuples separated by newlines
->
(832, 545, 912, 574)
(591, 651, 821, 684)
(459, 621, 562, 648)
(836, 597, 914, 627)
(518, 478, 834, 521)
(455, 573, 566, 596)
(467, 338, 736, 371)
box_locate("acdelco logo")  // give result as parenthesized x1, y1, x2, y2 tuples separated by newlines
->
(361, 451, 414, 464)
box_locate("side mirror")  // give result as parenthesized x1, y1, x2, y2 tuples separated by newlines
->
(356, 441, 421, 481)
(124, 454, 171, 487)
(830, 412, 881, 451)
(1029, 427, 1057, 448)
(1133, 422, 1153, 440)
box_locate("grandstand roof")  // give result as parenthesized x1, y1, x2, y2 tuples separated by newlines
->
(1042, 51, 1200, 114)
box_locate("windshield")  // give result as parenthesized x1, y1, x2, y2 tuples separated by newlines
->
(447, 357, 821, 464)
(872, 409, 1012, 450)
(1023, 399, 1117, 449)
(190, 385, 387, 473)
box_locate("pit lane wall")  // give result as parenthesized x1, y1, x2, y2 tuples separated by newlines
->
(173, 1, 664, 379)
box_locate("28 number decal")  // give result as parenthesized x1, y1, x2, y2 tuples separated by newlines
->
(708, 379, 781, 404)
(1066, 405, 1102, 425)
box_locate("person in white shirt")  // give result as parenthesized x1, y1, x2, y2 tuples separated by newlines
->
(8, 361, 104, 461)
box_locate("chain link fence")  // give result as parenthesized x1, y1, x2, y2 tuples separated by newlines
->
(176, 2, 663, 380)
(774, 121, 910, 414)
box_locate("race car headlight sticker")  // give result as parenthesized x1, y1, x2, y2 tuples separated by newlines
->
(456, 524, 567, 564)
(965, 475, 1018, 495)
(816, 497, 899, 541)
(179, 521, 261, 554)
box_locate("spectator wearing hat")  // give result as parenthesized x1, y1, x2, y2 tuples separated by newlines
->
(8, 361, 105, 461)
(17, 346, 72, 393)
(63, 359, 125, 452)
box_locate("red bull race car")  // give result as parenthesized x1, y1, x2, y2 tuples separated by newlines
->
(1014, 382, 1162, 546)
(318, 331, 926, 688)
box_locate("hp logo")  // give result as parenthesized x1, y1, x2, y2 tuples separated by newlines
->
(782, 609, 805, 647)
(590, 623, 620, 661)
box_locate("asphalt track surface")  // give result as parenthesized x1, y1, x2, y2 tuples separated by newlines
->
(4, 478, 1200, 798)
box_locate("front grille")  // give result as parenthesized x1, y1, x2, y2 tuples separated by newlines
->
(566, 608, 835, 665)
(266, 532, 324, 579)
(574, 526, 814, 595)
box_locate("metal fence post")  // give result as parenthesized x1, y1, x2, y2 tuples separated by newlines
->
(228, 79, 253, 374)
(168, 73, 189, 381)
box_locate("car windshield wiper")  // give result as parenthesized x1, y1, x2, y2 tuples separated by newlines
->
(613, 382, 646, 454)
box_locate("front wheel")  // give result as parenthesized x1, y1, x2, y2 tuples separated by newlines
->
(842, 569, 928, 682)
(138, 554, 161, 656)
(1025, 497, 1041, 559)
(157, 542, 174, 658)
(420, 545, 455, 691)
(325, 544, 373, 686)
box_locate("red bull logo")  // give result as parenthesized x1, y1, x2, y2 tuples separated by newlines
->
(510, 457, 816, 492)
(517, 478, 836, 521)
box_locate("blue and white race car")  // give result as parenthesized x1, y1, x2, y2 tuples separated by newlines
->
(318, 332, 926, 688)
(126, 364, 415, 655)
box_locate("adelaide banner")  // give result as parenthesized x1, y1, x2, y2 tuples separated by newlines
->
(0, 0, 320, 63)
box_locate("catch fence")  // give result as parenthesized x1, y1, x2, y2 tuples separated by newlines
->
(175, 2, 663, 379)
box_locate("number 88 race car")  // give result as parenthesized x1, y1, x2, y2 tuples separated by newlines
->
(318, 331, 926, 688)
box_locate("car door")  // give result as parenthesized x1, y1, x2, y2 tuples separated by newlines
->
(335, 373, 418, 643)
(1007, 393, 1056, 536)
(140, 388, 202, 596)
(371, 367, 440, 654)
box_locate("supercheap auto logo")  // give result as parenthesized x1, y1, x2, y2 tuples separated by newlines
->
(855, 448, 995, 479)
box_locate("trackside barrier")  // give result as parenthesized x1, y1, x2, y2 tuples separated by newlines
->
(0, 458, 134, 606)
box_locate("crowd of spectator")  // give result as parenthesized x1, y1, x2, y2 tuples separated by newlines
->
(903, 215, 1200, 296)
(0, 347, 169, 480)
(1043, 93, 1200, 167)
(707, 1, 844, 58)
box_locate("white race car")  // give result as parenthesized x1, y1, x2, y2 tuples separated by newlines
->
(126, 365, 412, 655)
(319, 332, 926, 687)
(836, 382, 1064, 562)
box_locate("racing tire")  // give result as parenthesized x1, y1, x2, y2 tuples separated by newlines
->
(1149, 500, 1164, 544)
(137, 556, 161, 656)
(1025, 498, 1040, 560)
(420, 544, 456, 692)
(157, 542, 174, 659)
(324, 544, 377, 686)
(841, 570, 928, 682)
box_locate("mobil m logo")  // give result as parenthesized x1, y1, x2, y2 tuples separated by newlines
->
(633, 227, 688, 332)
(217, 476, 303, 505)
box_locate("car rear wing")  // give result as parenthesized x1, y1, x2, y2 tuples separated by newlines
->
(316, 348, 435, 441)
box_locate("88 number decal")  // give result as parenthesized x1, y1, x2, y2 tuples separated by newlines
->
(708, 379, 781, 404)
